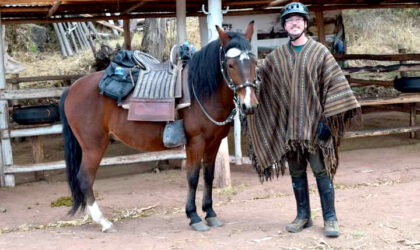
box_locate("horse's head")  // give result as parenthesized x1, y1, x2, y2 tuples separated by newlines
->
(216, 21, 259, 115)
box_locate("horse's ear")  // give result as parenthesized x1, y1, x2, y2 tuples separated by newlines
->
(216, 25, 230, 46)
(244, 20, 255, 41)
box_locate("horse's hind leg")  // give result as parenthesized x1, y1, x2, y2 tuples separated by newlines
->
(202, 143, 223, 227)
(78, 142, 115, 232)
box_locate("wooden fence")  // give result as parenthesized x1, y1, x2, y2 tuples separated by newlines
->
(1, 52, 419, 187)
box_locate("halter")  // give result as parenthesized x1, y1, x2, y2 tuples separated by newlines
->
(191, 46, 260, 126)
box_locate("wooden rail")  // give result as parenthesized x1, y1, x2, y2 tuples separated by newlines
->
(4, 149, 187, 174)
(5, 74, 84, 84)
(345, 126, 420, 139)
(358, 94, 420, 106)
(334, 53, 420, 61)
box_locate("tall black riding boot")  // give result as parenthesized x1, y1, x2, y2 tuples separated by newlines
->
(286, 173, 313, 233)
(316, 176, 340, 237)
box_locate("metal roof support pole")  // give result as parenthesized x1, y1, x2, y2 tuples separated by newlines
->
(0, 17, 14, 187)
(206, 0, 223, 42)
(204, 0, 231, 188)
(176, 0, 186, 44)
(198, 17, 208, 48)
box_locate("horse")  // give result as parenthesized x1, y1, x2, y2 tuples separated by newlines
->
(59, 21, 259, 232)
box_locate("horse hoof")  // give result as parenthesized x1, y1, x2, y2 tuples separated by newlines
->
(102, 225, 117, 233)
(206, 217, 223, 227)
(190, 221, 210, 232)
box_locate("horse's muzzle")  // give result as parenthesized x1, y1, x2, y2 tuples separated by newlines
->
(242, 102, 258, 115)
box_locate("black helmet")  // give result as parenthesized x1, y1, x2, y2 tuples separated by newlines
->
(280, 2, 309, 27)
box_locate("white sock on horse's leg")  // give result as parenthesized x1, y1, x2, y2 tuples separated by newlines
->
(87, 201, 113, 232)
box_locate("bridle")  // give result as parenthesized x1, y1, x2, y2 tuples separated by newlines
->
(191, 46, 260, 126)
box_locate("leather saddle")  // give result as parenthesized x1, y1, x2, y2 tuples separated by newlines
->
(122, 49, 190, 122)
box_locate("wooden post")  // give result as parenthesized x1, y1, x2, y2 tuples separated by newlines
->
(0, 17, 5, 187)
(176, 0, 187, 44)
(32, 136, 45, 181)
(214, 138, 231, 187)
(76, 23, 89, 48)
(399, 48, 415, 138)
(181, 159, 186, 171)
(53, 23, 68, 57)
(315, 11, 326, 45)
(123, 19, 131, 50)
(410, 103, 417, 139)
(64, 22, 79, 53)
(57, 23, 73, 56)
(9, 74, 19, 107)
(0, 20, 15, 187)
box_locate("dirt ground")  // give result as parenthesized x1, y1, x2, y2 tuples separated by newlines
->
(1, 112, 420, 250)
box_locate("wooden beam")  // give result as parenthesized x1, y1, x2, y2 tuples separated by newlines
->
(123, 19, 131, 50)
(3, 124, 63, 138)
(0, 7, 50, 13)
(4, 149, 186, 174)
(309, 3, 420, 12)
(1, 12, 178, 25)
(348, 78, 394, 87)
(0, 87, 67, 100)
(344, 126, 420, 139)
(123, 1, 148, 15)
(343, 63, 420, 74)
(225, 1, 271, 6)
(315, 10, 326, 45)
(334, 53, 420, 61)
(95, 22, 124, 32)
(6, 74, 84, 84)
(46, 0, 61, 18)
(268, 0, 289, 6)
(358, 94, 420, 106)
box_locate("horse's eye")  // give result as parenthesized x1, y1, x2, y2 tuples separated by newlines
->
(228, 64, 234, 69)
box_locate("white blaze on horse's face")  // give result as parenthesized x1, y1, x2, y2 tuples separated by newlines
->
(225, 48, 259, 114)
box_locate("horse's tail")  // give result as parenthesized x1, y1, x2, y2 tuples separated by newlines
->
(59, 89, 85, 215)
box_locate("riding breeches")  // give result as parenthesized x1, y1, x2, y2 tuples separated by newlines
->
(287, 147, 329, 178)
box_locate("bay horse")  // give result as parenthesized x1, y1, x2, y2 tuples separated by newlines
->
(59, 21, 258, 232)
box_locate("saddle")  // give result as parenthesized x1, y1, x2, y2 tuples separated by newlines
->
(99, 48, 191, 122)
(123, 51, 182, 121)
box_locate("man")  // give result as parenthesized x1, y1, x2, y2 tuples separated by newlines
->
(247, 2, 360, 237)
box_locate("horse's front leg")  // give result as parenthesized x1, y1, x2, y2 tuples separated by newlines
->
(202, 143, 223, 227)
(185, 140, 209, 231)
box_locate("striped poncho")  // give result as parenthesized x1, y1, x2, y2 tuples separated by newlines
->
(247, 38, 360, 181)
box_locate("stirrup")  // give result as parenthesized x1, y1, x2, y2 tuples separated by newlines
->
(163, 120, 187, 147)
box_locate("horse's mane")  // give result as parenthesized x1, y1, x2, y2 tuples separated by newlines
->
(187, 32, 252, 100)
